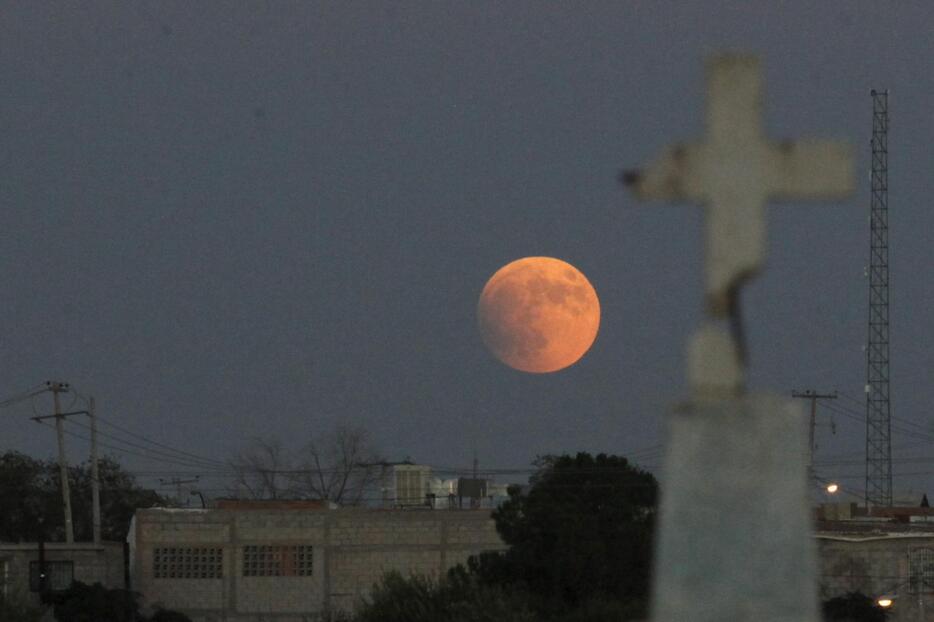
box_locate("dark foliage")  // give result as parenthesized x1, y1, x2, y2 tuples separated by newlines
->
(0, 592, 45, 622)
(353, 452, 658, 622)
(823, 591, 888, 621)
(50, 582, 192, 622)
(0, 451, 168, 542)
(52, 582, 143, 622)
(148, 608, 193, 622)
(354, 570, 535, 622)
(485, 453, 657, 615)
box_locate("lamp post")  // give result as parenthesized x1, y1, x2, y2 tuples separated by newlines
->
(875, 595, 893, 609)
(875, 584, 926, 621)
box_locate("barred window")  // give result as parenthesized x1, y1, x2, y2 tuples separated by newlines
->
(29, 561, 73, 592)
(910, 547, 934, 593)
(242, 545, 313, 577)
(153, 547, 223, 579)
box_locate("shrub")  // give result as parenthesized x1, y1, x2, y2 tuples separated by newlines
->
(353, 570, 535, 622)
(823, 591, 888, 622)
(0, 592, 46, 622)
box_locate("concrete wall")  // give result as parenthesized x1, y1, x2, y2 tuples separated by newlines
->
(0, 542, 125, 604)
(817, 533, 934, 622)
(131, 507, 505, 621)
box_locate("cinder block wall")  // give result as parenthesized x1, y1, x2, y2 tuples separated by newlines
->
(817, 534, 934, 622)
(132, 507, 505, 621)
(0, 542, 125, 604)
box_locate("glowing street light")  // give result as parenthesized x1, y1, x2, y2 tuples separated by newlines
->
(826, 483, 839, 494)
(876, 596, 894, 608)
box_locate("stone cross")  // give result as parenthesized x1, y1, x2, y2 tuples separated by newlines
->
(625, 55, 852, 397)
(624, 55, 855, 622)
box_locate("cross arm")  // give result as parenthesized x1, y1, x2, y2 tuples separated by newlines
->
(622, 143, 706, 202)
(768, 140, 854, 200)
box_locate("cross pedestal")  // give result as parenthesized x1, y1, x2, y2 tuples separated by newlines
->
(652, 396, 816, 622)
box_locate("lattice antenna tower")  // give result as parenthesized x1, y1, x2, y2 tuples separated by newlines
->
(865, 89, 893, 507)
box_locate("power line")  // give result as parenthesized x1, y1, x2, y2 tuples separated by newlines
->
(65, 417, 228, 470)
(37, 420, 233, 473)
(0, 384, 48, 410)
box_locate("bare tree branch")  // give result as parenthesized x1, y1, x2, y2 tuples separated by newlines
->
(229, 437, 292, 500)
(229, 425, 384, 505)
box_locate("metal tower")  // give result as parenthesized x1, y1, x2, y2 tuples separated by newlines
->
(865, 89, 893, 507)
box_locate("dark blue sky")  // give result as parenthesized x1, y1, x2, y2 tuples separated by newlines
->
(3, 3, 934, 500)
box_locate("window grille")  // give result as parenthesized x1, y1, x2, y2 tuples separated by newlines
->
(153, 547, 223, 579)
(242, 545, 313, 577)
(29, 561, 73, 592)
(909, 547, 934, 593)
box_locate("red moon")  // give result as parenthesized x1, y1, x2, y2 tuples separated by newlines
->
(477, 257, 600, 373)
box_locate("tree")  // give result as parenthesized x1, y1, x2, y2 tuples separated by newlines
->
(353, 570, 535, 622)
(69, 457, 166, 541)
(0, 591, 45, 622)
(296, 425, 385, 505)
(52, 582, 142, 622)
(481, 453, 658, 617)
(0, 451, 56, 542)
(0, 451, 168, 542)
(352, 452, 659, 622)
(230, 437, 293, 500)
(231, 424, 385, 505)
(50, 582, 192, 622)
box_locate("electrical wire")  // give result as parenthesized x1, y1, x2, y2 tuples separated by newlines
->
(63, 417, 229, 471)
(35, 420, 233, 473)
(0, 384, 49, 410)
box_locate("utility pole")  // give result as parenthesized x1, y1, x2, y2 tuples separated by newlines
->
(791, 390, 838, 475)
(32, 399, 94, 544)
(50, 381, 75, 543)
(89, 397, 101, 544)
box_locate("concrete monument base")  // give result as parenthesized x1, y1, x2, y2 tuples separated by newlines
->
(651, 395, 817, 622)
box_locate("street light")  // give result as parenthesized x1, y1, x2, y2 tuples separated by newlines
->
(876, 595, 894, 608)
(826, 483, 839, 494)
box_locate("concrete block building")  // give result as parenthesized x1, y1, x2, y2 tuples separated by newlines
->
(817, 510, 934, 622)
(129, 502, 505, 621)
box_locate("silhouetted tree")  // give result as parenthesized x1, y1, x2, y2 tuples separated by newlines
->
(0, 591, 45, 622)
(482, 453, 658, 617)
(0, 451, 166, 542)
(52, 582, 142, 622)
(50, 581, 192, 622)
(230, 424, 385, 504)
(354, 570, 535, 622)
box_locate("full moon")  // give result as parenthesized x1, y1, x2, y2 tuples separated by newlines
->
(477, 257, 600, 373)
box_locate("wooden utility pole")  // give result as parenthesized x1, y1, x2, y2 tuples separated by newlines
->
(32, 384, 99, 544)
(89, 396, 101, 544)
(792, 389, 838, 472)
(50, 381, 75, 543)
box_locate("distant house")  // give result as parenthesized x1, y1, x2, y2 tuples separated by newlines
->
(128, 500, 505, 620)
(0, 541, 125, 604)
(817, 503, 934, 622)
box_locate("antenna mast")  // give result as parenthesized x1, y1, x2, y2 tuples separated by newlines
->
(865, 89, 893, 507)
